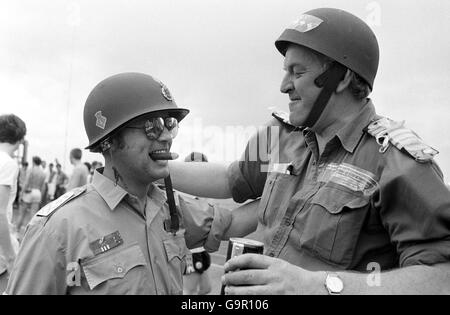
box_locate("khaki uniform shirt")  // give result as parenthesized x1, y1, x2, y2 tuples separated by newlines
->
(6, 169, 231, 295)
(228, 101, 450, 271)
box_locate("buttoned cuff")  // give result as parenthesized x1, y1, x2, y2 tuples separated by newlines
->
(180, 196, 232, 252)
(203, 205, 232, 252)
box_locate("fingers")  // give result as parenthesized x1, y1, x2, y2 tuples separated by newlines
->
(223, 284, 275, 295)
(222, 269, 270, 287)
(224, 254, 275, 272)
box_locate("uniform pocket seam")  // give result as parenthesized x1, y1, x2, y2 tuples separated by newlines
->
(81, 244, 147, 290)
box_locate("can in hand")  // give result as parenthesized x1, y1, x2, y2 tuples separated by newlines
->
(220, 237, 264, 295)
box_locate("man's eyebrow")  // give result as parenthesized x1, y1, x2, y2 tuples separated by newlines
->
(283, 62, 307, 71)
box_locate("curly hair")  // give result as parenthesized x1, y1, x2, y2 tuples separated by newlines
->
(302, 46, 371, 100)
(0, 114, 27, 144)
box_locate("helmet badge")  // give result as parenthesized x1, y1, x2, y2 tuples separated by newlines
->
(158, 80, 173, 102)
(95, 111, 107, 130)
(290, 14, 323, 33)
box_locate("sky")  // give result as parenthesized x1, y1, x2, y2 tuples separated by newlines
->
(1, 0, 450, 179)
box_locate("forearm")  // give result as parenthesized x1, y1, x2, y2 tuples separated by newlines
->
(0, 214, 15, 258)
(223, 199, 259, 240)
(326, 263, 450, 295)
(169, 161, 232, 199)
(0, 188, 15, 258)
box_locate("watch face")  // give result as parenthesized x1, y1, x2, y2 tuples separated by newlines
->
(326, 274, 344, 293)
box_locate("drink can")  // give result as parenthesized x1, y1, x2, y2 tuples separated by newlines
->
(220, 238, 264, 295)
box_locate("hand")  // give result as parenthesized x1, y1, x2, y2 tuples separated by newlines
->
(222, 254, 326, 295)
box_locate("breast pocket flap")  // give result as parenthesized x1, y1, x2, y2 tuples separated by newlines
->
(311, 186, 370, 214)
(163, 237, 187, 262)
(82, 244, 147, 290)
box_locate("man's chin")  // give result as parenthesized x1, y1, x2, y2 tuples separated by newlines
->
(154, 168, 170, 181)
(289, 113, 305, 127)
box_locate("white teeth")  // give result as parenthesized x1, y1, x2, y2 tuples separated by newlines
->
(152, 150, 168, 154)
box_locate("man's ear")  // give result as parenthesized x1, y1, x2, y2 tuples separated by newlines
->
(336, 69, 353, 93)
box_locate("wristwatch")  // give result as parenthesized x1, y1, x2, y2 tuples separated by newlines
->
(325, 273, 344, 295)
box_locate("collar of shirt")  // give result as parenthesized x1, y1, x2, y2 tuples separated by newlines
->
(91, 168, 128, 211)
(91, 168, 167, 216)
(303, 99, 377, 155)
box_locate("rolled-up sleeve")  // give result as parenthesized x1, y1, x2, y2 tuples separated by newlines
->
(6, 221, 67, 295)
(228, 160, 267, 204)
(180, 195, 232, 252)
(378, 154, 450, 267)
(228, 122, 278, 203)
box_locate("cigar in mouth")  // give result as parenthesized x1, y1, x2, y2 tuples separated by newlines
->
(149, 152, 179, 161)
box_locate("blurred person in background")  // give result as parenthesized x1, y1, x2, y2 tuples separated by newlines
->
(54, 163, 68, 199)
(88, 161, 103, 183)
(0, 114, 26, 292)
(66, 148, 89, 191)
(15, 156, 46, 235)
(45, 163, 57, 202)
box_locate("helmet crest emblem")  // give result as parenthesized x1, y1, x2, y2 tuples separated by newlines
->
(291, 14, 323, 33)
(95, 111, 107, 129)
(158, 81, 173, 101)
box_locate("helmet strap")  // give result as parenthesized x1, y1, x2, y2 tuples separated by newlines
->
(100, 138, 112, 152)
(303, 62, 347, 128)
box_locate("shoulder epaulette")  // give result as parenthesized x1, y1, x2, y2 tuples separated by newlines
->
(37, 186, 87, 218)
(366, 117, 439, 163)
(272, 111, 303, 132)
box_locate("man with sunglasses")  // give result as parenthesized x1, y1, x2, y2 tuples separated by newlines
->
(5, 73, 237, 295)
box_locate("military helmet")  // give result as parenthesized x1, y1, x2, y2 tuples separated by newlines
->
(84, 72, 189, 152)
(275, 8, 379, 89)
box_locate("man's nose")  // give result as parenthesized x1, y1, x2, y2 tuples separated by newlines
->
(280, 73, 293, 94)
(158, 127, 174, 141)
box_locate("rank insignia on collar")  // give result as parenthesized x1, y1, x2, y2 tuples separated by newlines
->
(89, 231, 123, 256)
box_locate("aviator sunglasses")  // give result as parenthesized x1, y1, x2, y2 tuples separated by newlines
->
(125, 117, 179, 140)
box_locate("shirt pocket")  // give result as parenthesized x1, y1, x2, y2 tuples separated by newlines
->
(299, 184, 371, 268)
(162, 235, 188, 295)
(81, 244, 151, 294)
(259, 173, 293, 227)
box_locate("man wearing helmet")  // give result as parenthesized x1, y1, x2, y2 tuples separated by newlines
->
(5, 73, 242, 295)
(169, 8, 450, 294)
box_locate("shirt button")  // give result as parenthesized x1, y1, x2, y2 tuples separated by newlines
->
(116, 266, 124, 274)
(312, 161, 317, 166)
